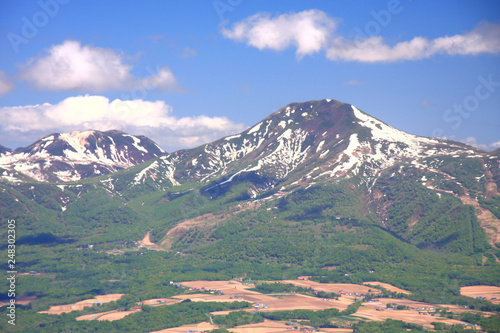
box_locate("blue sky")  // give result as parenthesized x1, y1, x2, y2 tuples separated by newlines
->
(0, 0, 499, 152)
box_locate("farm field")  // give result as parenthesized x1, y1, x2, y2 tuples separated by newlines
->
(355, 306, 471, 329)
(38, 294, 125, 315)
(143, 298, 181, 306)
(179, 280, 355, 311)
(345, 297, 483, 329)
(362, 281, 411, 294)
(278, 280, 380, 295)
(460, 285, 500, 304)
(161, 319, 354, 333)
(177, 280, 496, 331)
(150, 321, 217, 333)
(242, 293, 350, 312)
(173, 293, 246, 303)
(75, 297, 180, 322)
(76, 308, 141, 321)
(227, 319, 296, 333)
(32, 280, 499, 331)
(179, 280, 261, 294)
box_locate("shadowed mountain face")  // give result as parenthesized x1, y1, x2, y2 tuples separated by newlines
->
(0, 145, 12, 155)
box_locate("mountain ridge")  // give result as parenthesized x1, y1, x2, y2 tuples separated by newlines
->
(0, 129, 165, 182)
(112, 99, 481, 197)
(0, 99, 488, 188)
(3, 98, 497, 250)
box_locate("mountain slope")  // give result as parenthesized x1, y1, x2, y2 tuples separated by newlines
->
(122, 99, 475, 197)
(0, 144, 11, 155)
(0, 99, 498, 254)
(0, 130, 165, 182)
(1, 98, 499, 333)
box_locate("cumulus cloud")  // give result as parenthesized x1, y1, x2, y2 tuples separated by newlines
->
(19, 40, 180, 92)
(0, 71, 14, 97)
(222, 10, 500, 62)
(327, 22, 500, 62)
(221, 9, 336, 58)
(0, 95, 246, 151)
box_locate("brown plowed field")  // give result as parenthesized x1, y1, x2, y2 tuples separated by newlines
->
(179, 280, 356, 312)
(460, 285, 500, 304)
(38, 294, 124, 315)
(362, 281, 411, 294)
(279, 280, 380, 295)
(76, 308, 141, 321)
(355, 306, 470, 329)
(150, 321, 217, 333)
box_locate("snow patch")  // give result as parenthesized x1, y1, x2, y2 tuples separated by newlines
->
(42, 135, 54, 141)
(54, 170, 81, 182)
(134, 161, 159, 184)
(248, 122, 262, 134)
(316, 140, 325, 153)
(352, 105, 437, 147)
(224, 134, 241, 141)
(1, 174, 22, 183)
(124, 134, 148, 153)
(280, 128, 293, 140)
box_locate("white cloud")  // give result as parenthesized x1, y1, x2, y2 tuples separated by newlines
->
(180, 46, 197, 58)
(461, 136, 488, 150)
(222, 10, 500, 62)
(19, 40, 180, 92)
(0, 95, 246, 151)
(327, 22, 500, 62)
(327, 36, 428, 62)
(0, 71, 14, 97)
(141, 67, 178, 91)
(221, 9, 336, 58)
(491, 141, 500, 149)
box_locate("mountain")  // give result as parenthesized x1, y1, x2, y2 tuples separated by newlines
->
(1, 99, 498, 253)
(0, 130, 165, 182)
(0, 144, 11, 155)
(0, 99, 481, 188)
(111, 99, 479, 196)
(2, 99, 500, 332)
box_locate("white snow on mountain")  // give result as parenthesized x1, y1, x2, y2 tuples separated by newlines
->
(0, 130, 163, 182)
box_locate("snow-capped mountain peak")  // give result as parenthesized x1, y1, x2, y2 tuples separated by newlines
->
(0, 130, 165, 182)
(128, 99, 478, 196)
(0, 99, 481, 188)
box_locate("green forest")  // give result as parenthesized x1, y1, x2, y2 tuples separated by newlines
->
(1, 150, 500, 332)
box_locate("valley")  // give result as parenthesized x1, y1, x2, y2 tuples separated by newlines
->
(24, 278, 496, 331)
